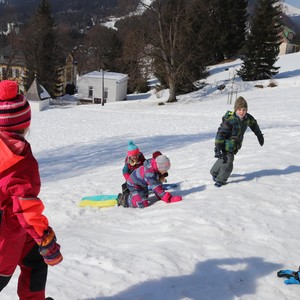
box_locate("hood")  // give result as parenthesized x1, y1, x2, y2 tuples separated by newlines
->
(0, 131, 26, 173)
(149, 158, 159, 172)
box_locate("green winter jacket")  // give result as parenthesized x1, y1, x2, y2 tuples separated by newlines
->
(215, 111, 262, 154)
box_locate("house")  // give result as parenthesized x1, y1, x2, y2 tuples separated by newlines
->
(77, 70, 128, 104)
(57, 53, 78, 96)
(279, 26, 299, 55)
(0, 45, 26, 91)
(25, 77, 51, 111)
(0, 45, 77, 97)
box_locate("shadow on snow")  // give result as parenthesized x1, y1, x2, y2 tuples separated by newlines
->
(230, 165, 300, 183)
(36, 132, 215, 183)
(84, 257, 281, 300)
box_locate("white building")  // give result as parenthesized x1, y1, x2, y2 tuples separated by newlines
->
(77, 71, 128, 104)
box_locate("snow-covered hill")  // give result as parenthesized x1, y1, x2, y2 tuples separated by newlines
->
(282, 3, 300, 16)
(281, 1, 300, 28)
(2, 52, 300, 299)
(284, 0, 300, 11)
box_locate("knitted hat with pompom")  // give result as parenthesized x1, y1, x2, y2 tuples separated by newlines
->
(0, 80, 31, 131)
(127, 140, 140, 156)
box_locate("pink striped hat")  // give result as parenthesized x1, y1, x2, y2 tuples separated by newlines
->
(0, 80, 31, 131)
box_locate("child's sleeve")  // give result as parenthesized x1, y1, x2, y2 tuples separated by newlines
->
(8, 158, 49, 242)
(122, 163, 131, 180)
(215, 114, 233, 149)
(248, 114, 263, 136)
(144, 172, 166, 199)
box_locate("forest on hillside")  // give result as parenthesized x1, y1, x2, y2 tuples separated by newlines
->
(0, 0, 299, 101)
(1, 0, 299, 32)
(0, 0, 140, 25)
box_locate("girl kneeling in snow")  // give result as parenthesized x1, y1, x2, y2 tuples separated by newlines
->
(125, 154, 182, 208)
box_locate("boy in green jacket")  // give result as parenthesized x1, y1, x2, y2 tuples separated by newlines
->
(210, 96, 264, 187)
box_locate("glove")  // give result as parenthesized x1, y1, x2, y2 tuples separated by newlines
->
(284, 277, 300, 285)
(215, 147, 228, 164)
(162, 192, 182, 203)
(214, 147, 223, 159)
(142, 200, 149, 207)
(38, 227, 63, 266)
(257, 134, 264, 146)
(159, 172, 168, 183)
(277, 269, 300, 284)
(162, 192, 172, 203)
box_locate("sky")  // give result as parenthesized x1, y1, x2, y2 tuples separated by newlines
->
(2, 52, 300, 299)
(285, 0, 300, 9)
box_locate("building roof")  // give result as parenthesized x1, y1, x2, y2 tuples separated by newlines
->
(81, 71, 128, 83)
(281, 25, 296, 42)
(25, 77, 51, 101)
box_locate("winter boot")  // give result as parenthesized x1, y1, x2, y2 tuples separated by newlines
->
(117, 191, 129, 207)
(214, 181, 223, 187)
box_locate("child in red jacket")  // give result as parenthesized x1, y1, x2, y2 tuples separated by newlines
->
(0, 80, 62, 300)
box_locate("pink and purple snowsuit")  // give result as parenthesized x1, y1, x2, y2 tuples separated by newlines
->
(126, 158, 167, 208)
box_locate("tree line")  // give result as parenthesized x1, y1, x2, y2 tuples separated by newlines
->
(1, 0, 284, 101)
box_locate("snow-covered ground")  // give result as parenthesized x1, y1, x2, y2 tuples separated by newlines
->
(104, 0, 155, 29)
(2, 52, 300, 299)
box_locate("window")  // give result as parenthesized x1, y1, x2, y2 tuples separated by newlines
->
(88, 86, 93, 98)
(15, 69, 20, 78)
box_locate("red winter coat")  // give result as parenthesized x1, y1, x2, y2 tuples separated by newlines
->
(0, 131, 49, 245)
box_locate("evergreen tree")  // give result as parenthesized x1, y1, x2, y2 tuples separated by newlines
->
(77, 25, 122, 74)
(208, 0, 248, 62)
(237, 0, 282, 81)
(22, 0, 60, 96)
(223, 0, 248, 59)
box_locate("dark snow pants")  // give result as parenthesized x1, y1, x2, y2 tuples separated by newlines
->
(210, 153, 235, 184)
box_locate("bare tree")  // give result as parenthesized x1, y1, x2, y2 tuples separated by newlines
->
(75, 25, 121, 75)
(116, 15, 150, 93)
(140, 0, 208, 102)
(0, 5, 22, 81)
(139, 0, 187, 102)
